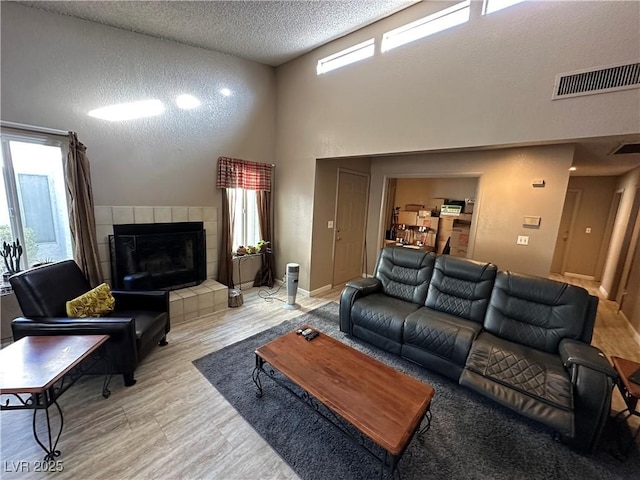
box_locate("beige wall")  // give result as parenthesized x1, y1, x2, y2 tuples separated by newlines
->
(394, 177, 478, 211)
(275, 1, 640, 289)
(1, 3, 276, 209)
(601, 167, 640, 297)
(366, 145, 574, 278)
(309, 158, 371, 291)
(562, 177, 617, 278)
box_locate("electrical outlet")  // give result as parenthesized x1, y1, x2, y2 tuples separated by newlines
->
(517, 235, 529, 246)
(328, 220, 334, 229)
(585, 227, 591, 234)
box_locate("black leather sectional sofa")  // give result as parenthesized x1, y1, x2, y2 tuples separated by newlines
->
(340, 246, 617, 453)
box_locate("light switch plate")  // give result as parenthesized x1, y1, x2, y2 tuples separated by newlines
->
(517, 235, 529, 245)
(328, 220, 334, 229)
(523, 216, 541, 227)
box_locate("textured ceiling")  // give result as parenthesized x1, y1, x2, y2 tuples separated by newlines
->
(16, 0, 416, 66)
(12, 1, 640, 175)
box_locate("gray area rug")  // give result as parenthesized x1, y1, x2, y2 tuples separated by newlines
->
(193, 302, 639, 480)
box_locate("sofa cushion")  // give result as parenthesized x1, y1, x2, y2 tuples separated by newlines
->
(425, 256, 497, 323)
(484, 272, 589, 353)
(404, 307, 482, 367)
(463, 332, 573, 412)
(351, 293, 419, 344)
(374, 246, 435, 305)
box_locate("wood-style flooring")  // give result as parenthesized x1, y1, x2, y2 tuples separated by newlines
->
(1, 276, 638, 479)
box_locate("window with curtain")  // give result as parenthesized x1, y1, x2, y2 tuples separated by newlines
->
(0, 128, 72, 269)
(216, 156, 274, 287)
(230, 187, 260, 250)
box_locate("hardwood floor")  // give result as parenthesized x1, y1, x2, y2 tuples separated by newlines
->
(1, 276, 638, 479)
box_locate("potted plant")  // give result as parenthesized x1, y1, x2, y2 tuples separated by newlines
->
(1, 238, 23, 282)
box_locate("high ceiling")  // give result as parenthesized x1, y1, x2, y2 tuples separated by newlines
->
(12, 0, 640, 176)
(16, 0, 416, 66)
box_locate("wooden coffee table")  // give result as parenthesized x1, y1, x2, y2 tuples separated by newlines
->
(0, 335, 111, 461)
(253, 326, 435, 478)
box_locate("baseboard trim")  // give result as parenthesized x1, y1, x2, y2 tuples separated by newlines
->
(273, 278, 309, 297)
(563, 272, 595, 281)
(619, 310, 640, 347)
(235, 281, 255, 290)
(309, 284, 333, 297)
(599, 285, 609, 299)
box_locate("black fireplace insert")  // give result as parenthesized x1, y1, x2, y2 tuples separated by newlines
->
(109, 222, 206, 290)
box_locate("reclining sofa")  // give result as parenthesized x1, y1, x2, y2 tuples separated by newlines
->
(340, 246, 617, 453)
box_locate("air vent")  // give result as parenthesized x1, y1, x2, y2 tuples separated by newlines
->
(552, 62, 640, 100)
(612, 143, 640, 155)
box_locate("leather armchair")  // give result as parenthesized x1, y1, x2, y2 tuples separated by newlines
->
(9, 260, 170, 386)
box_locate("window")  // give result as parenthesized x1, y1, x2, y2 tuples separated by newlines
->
(482, 0, 524, 15)
(381, 0, 471, 52)
(230, 188, 260, 251)
(317, 39, 375, 75)
(1, 128, 73, 270)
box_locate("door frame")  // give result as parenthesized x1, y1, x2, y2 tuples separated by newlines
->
(595, 189, 623, 281)
(377, 172, 483, 257)
(616, 197, 640, 307)
(331, 168, 370, 286)
(619, 218, 640, 317)
(610, 186, 640, 301)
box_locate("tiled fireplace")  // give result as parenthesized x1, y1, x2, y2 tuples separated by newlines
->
(94, 206, 227, 322)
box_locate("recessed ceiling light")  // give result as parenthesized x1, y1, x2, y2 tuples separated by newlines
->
(569, 167, 577, 171)
(220, 88, 232, 97)
(88, 99, 164, 121)
(176, 94, 201, 110)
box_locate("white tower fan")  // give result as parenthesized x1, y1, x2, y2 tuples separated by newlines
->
(283, 263, 300, 310)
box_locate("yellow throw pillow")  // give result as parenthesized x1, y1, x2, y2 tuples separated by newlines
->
(66, 283, 115, 318)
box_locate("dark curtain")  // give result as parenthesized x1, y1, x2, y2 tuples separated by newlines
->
(65, 132, 103, 287)
(217, 189, 236, 288)
(254, 190, 274, 287)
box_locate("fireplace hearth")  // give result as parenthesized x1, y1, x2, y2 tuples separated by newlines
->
(109, 222, 206, 291)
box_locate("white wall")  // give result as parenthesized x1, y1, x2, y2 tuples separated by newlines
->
(275, 1, 640, 288)
(1, 3, 276, 210)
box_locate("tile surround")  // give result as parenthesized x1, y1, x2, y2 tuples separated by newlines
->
(94, 206, 224, 320)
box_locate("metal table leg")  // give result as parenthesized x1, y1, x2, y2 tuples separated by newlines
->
(31, 393, 63, 462)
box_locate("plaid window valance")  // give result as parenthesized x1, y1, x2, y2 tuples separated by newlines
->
(216, 156, 272, 191)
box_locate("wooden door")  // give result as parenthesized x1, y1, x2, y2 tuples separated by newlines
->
(551, 190, 580, 274)
(333, 170, 369, 286)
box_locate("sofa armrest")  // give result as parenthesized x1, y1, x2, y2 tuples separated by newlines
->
(112, 290, 170, 334)
(111, 290, 168, 312)
(559, 339, 617, 378)
(345, 277, 381, 295)
(558, 338, 616, 452)
(339, 278, 381, 335)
